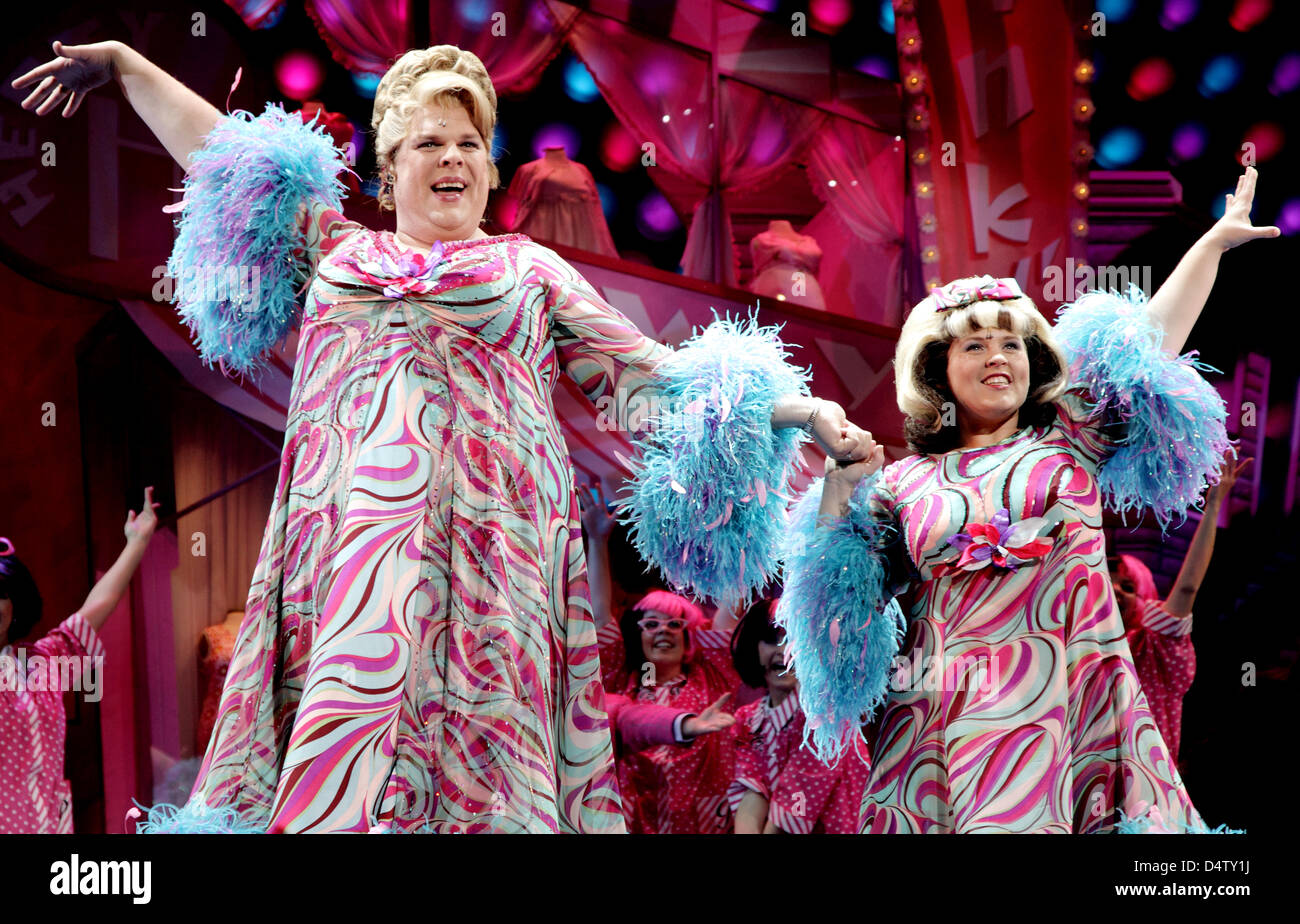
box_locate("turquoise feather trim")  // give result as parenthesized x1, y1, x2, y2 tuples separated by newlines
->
(1115, 809, 1244, 834)
(775, 473, 907, 763)
(135, 799, 265, 834)
(167, 103, 349, 377)
(622, 315, 811, 611)
(1053, 285, 1232, 532)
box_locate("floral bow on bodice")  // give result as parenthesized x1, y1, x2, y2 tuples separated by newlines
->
(348, 239, 447, 299)
(949, 507, 1054, 572)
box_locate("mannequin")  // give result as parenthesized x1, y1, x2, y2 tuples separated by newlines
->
(506, 146, 619, 257)
(196, 610, 242, 753)
(748, 220, 826, 310)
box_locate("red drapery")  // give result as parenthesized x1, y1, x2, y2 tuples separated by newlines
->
(300, 0, 577, 94)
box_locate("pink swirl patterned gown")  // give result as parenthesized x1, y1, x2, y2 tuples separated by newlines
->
(861, 391, 1204, 833)
(189, 204, 668, 832)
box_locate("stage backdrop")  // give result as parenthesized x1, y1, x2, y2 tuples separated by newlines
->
(902, 0, 1089, 311)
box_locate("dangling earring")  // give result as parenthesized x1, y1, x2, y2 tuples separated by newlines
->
(380, 170, 395, 211)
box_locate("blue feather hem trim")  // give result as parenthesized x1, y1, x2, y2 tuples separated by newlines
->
(134, 799, 265, 834)
(167, 103, 349, 378)
(1114, 810, 1245, 834)
(1053, 285, 1232, 532)
(622, 315, 811, 610)
(775, 473, 907, 763)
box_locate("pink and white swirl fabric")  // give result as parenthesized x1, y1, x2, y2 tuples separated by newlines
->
(180, 205, 670, 832)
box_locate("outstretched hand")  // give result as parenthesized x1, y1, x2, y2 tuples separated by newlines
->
(12, 40, 120, 119)
(1208, 450, 1252, 505)
(124, 486, 161, 545)
(577, 481, 616, 540)
(682, 694, 735, 738)
(1208, 166, 1281, 251)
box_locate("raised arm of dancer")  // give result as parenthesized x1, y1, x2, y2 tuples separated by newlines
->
(818, 436, 886, 518)
(13, 40, 220, 171)
(1146, 167, 1279, 356)
(578, 481, 616, 628)
(1164, 454, 1250, 620)
(78, 487, 161, 634)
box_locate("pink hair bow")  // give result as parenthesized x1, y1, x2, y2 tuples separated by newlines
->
(926, 275, 1024, 313)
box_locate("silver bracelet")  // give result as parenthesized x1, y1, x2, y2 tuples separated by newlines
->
(801, 401, 821, 433)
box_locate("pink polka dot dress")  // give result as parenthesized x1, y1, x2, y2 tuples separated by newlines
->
(1126, 597, 1196, 766)
(0, 614, 104, 833)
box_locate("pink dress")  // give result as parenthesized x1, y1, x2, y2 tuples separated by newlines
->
(727, 690, 871, 833)
(0, 614, 104, 833)
(597, 621, 740, 833)
(1126, 597, 1195, 766)
(186, 203, 670, 832)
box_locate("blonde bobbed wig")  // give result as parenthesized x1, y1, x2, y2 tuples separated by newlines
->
(895, 276, 1071, 454)
(371, 45, 500, 210)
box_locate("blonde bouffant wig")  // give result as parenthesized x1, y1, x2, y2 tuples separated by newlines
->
(895, 276, 1071, 454)
(371, 45, 500, 210)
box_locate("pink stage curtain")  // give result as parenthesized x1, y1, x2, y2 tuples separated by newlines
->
(560, 9, 824, 285)
(805, 117, 906, 322)
(221, 0, 287, 30)
(303, 0, 577, 94)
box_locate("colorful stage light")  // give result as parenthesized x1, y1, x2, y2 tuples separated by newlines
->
(1097, 127, 1145, 168)
(533, 124, 582, 160)
(1170, 122, 1208, 161)
(636, 192, 680, 241)
(352, 71, 382, 99)
(563, 57, 601, 103)
(810, 0, 853, 33)
(491, 123, 508, 162)
(1096, 0, 1135, 22)
(1277, 199, 1300, 236)
(1198, 55, 1242, 97)
(1270, 53, 1300, 95)
(855, 56, 896, 80)
(599, 122, 641, 172)
(1127, 58, 1174, 101)
(1159, 0, 1199, 29)
(455, 0, 493, 26)
(879, 1, 896, 33)
(1228, 0, 1272, 31)
(1240, 122, 1284, 163)
(275, 51, 325, 101)
(595, 183, 616, 221)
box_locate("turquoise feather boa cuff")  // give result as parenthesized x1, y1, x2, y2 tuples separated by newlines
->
(167, 103, 349, 377)
(622, 317, 810, 611)
(776, 472, 907, 763)
(1053, 285, 1232, 532)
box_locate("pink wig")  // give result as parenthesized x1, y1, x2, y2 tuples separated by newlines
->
(633, 589, 707, 629)
(1118, 554, 1159, 601)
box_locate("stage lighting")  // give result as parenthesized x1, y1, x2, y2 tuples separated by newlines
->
(1277, 199, 1300, 236)
(1198, 55, 1242, 97)
(1170, 122, 1208, 161)
(352, 72, 382, 99)
(533, 124, 582, 161)
(1097, 127, 1144, 168)
(564, 57, 601, 104)
(276, 51, 325, 101)
(1159, 0, 1199, 29)
(600, 122, 640, 173)
(1127, 58, 1174, 101)
(636, 193, 680, 241)
(1228, 0, 1272, 32)
(1270, 53, 1300, 96)
(1096, 0, 1135, 22)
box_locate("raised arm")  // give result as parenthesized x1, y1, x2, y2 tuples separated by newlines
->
(13, 40, 220, 172)
(1164, 453, 1249, 619)
(78, 487, 161, 633)
(1146, 167, 1279, 355)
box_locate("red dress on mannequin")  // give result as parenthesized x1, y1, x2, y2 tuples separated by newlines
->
(507, 147, 618, 257)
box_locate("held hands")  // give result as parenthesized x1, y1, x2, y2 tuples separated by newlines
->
(681, 694, 735, 738)
(124, 486, 161, 546)
(12, 40, 121, 118)
(1206, 166, 1281, 251)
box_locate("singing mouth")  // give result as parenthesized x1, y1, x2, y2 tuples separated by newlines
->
(982, 373, 1012, 388)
